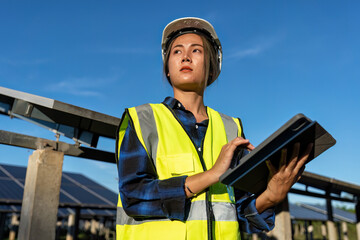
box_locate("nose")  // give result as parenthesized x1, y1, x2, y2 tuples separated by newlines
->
(181, 55, 191, 63)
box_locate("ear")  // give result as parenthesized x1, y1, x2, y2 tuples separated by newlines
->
(167, 73, 170, 77)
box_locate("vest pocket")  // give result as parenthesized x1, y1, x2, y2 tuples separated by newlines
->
(165, 153, 195, 176)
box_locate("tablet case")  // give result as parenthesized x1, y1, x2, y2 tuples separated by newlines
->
(219, 113, 336, 195)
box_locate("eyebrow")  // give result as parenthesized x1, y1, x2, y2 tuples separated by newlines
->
(172, 43, 204, 49)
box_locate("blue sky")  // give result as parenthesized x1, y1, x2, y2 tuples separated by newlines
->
(1, 1, 359, 207)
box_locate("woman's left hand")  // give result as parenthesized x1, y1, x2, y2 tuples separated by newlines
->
(256, 142, 313, 213)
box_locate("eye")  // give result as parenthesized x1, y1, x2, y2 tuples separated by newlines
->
(173, 49, 181, 54)
(193, 49, 202, 53)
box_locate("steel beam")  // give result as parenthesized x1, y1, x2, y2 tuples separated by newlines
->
(289, 189, 354, 203)
(0, 130, 115, 163)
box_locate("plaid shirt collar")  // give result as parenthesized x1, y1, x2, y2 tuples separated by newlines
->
(163, 96, 186, 110)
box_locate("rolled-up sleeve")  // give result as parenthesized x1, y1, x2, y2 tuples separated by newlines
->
(235, 190, 275, 233)
(117, 114, 188, 220)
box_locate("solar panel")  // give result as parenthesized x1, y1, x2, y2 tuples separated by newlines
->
(290, 204, 328, 221)
(290, 203, 356, 223)
(299, 203, 356, 223)
(0, 163, 117, 209)
(0, 164, 27, 180)
(0, 205, 21, 213)
(0, 205, 115, 218)
(0, 180, 24, 199)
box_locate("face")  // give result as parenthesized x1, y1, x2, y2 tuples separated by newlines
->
(167, 33, 206, 93)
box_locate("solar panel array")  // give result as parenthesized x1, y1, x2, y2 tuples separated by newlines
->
(290, 203, 356, 223)
(0, 163, 117, 218)
(1, 163, 357, 222)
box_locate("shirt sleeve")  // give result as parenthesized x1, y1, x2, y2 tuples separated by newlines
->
(117, 112, 188, 221)
(235, 190, 275, 233)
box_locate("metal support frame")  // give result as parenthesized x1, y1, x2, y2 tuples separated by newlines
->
(304, 220, 309, 240)
(74, 207, 81, 240)
(356, 200, 360, 240)
(0, 130, 115, 163)
(0, 199, 116, 210)
(290, 188, 354, 203)
(0, 213, 6, 240)
(0, 86, 120, 147)
(326, 190, 334, 222)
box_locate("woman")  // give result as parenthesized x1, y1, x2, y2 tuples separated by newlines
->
(116, 17, 312, 240)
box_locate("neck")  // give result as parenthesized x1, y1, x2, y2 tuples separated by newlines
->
(173, 90, 208, 122)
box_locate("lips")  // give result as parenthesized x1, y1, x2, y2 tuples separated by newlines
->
(180, 66, 193, 72)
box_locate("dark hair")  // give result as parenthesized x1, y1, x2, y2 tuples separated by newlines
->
(163, 33, 219, 87)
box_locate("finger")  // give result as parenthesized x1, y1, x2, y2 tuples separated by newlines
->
(279, 148, 287, 171)
(291, 142, 300, 160)
(230, 137, 255, 151)
(287, 142, 300, 171)
(220, 138, 250, 159)
(245, 142, 255, 151)
(266, 160, 277, 177)
(294, 143, 313, 173)
(234, 137, 255, 150)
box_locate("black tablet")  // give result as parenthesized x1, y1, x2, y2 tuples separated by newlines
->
(219, 113, 336, 195)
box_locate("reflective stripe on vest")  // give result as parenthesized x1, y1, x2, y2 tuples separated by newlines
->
(116, 103, 242, 240)
(136, 104, 159, 167)
(117, 201, 237, 225)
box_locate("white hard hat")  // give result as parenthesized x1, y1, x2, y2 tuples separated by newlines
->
(161, 17, 223, 83)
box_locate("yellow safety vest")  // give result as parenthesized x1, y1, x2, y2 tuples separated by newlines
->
(116, 103, 243, 240)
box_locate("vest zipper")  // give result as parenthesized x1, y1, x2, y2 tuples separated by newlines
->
(162, 103, 214, 240)
(201, 132, 214, 240)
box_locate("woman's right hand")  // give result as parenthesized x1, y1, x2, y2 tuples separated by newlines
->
(209, 137, 255, 182)
(185, 137, 254, 198)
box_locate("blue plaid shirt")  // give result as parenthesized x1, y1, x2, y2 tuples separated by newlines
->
(117, 97, 274, 233)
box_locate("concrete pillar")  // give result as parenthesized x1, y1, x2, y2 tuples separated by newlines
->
(293, 222, 300, 237)
(66, 214, 75, 240)
(84, 220, 91, 232)
(300, 222, 305, 235)
(90, 219, 98, 239)
(321, 221, 327, 240)
(9, 214, 19, 240)
(18, 148, 64, 240)
(341, 221, 348, 240)
(326, 193, 338, 240)
(105, 228, 111, 240)
(267, 196, 292, 240)
(327, 221, 338, 240)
